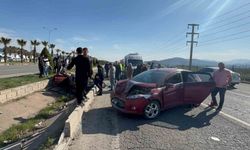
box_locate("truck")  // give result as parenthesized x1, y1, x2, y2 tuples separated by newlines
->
(124, 53, 143, 69)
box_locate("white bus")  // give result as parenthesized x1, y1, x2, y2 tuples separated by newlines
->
(124, 53, 143, 68)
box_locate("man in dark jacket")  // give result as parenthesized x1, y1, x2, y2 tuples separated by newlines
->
(94, 63, 104, 95)
(67, 47, 92, 105)
(38, 55, 44, 78)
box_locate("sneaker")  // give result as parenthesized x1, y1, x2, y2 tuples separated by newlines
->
(216, 107, 222, 111)
(209, 102, 218, 107)
(97, 93, 102, 96)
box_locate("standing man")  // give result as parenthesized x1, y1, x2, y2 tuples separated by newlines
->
(94, 62, 104, 95)
(38, 55, 44, 78)
(67, 47, 92, 105)
(210, 62, 232, 110)
(109, 63, 116, 91)
(104, 63, 110, 78)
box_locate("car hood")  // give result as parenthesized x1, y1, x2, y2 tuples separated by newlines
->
(115, 79, 157, 96)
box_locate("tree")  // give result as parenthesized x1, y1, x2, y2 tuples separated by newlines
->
(41, 41, 53, 67)
(41, 41, 48, 48)
(0, 37, 11, 63)
(31, 40, 40, 63)
(17, 39, 27, 63)
(56, 49, 60, 56)
(49, 44, 55, 57)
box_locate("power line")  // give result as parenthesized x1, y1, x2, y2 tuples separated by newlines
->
(198, 34, 250, 47)
(200, 15, 250, 33)
(204, 10, 250, 27)
(164, 46, 187, 58)
(201, 21, 250, 38)
(210, 2, 250, 19)
(154, 29, 186, 49)
(200, 29, 250, 44)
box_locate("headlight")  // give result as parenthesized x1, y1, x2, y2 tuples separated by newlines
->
(127, 94, 151, 99)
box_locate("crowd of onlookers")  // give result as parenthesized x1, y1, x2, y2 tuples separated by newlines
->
(37, 48, 163, 105)
(38, 54, 71, 78)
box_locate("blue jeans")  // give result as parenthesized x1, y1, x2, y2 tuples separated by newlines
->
(43, 66, 49, 77)
(211, 87, 226, 109)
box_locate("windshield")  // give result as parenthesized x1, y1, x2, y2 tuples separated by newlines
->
(128, 59, 143, 66)
(132, 70, 169, 86)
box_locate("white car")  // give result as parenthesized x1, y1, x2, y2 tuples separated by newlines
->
(199, 67, 241, 87)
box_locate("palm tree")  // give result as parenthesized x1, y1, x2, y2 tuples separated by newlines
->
(41, 41, 48, 48)
(56, 49, 60, 56)
(31, 40, 40, 63)
(49, 44, 55, 57)
(17, 39, 27, 63)
(61, 51, 65, 59)
(0, 37, 11, 63)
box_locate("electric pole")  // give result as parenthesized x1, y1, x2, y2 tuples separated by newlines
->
(186, 24, 199, 70)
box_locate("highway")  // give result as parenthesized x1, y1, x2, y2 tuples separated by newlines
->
(69, 82, 250, 150)
(0, 64, 38, 78)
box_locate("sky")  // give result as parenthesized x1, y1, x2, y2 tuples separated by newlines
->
(0, 0, 250, 62)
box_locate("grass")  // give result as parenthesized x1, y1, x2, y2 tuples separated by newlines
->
(0, 96, 71, 148)
(39, 137, 56, 150)
(0, 74, 51, 91)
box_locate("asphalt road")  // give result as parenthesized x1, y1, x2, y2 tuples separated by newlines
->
(69, 84, 250, 150)
(0, 64, 38, 78)
(203, 83, 250, 125)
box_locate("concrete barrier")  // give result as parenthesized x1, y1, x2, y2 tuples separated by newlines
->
(0, 80, 49, 104)
(54, 88, 96, 150)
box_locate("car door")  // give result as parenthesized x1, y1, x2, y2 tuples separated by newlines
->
(182, 71, 215, 104)
(162, 73, 184, 109)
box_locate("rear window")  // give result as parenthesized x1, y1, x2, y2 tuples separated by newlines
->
(199, 68, 214, 73)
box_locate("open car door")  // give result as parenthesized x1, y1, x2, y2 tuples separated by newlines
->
(182, 72, 215, 104)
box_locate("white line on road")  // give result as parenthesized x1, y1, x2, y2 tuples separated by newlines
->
(228, 91, 250, 98)
(201, 103, 250, 128)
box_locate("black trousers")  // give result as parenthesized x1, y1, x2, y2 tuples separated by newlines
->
(75, 79, 88, 104)
(211, 87, 226, 109)
(39, 65, 43, 77)
(94, 79, 103, 94)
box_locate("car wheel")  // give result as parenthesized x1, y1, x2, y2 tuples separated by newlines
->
(144, 101, 160, 119)
(230, 83, 235, 87)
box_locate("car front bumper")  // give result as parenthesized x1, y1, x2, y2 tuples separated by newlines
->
(111, 97, 148, 115)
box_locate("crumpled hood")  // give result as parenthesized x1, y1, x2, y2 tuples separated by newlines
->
(115, 79, 157, 96)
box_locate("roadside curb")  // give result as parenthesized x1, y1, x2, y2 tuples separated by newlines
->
(241, 81, 250, 84)
(54, 87, 96, 150)
(0, 99, 76, 150)
(0, 79, 50, 104)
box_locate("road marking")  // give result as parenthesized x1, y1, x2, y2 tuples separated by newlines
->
(201, 103, 250, 128)
(228, 91, 250, 98)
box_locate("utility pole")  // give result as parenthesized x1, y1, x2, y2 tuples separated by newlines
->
(186, 24, 199, 70)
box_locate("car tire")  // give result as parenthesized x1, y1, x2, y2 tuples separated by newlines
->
(230, 83, 235, 87)
(144, 101, 160, 119)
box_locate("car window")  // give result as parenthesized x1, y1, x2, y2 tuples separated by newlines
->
(132, 70, 169, 86)
(200, 68, 214, 73)
(166, 73, 182, 84)
(183, 72, 212, 83)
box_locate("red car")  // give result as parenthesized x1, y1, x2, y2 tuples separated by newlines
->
(111, 68, 215, 119)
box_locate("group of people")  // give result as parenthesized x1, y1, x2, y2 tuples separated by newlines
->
(103, 62, 150, 91)
(39, 47, 231, 110)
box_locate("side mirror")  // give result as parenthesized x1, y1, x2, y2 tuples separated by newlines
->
(165, 83, 174, 89)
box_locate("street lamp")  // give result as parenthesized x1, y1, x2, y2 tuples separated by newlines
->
(42, 27, 57, 45)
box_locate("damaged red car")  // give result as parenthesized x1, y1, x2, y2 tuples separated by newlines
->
(111, 68, 215, 119)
